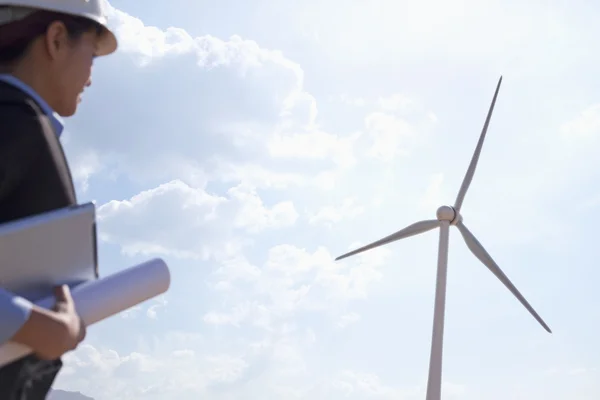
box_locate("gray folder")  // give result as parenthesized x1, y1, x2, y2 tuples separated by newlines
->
(0, 202, 98, 302)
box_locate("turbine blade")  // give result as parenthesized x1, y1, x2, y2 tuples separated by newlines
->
(454, 76, 502, 212)
(335, 220, 440, 261)
(456, 222, 551, 333)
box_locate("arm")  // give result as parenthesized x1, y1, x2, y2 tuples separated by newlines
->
(0, 288, 33, 344)
(2, 287, 83, 360)
(0, 289, 67, 351)
(10, 299, 71, 352)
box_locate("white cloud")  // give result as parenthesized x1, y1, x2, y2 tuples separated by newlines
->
(419, 173, 445, 212)
(229, 184, 299, 233)
(267, 128, 358, 168)
(67, 5, 373, 192)
(146, 296, 168, 319)
(203, 301, 271, 329)
(201, 243, 390, 333)
(58, 328, 320, 399)
(66, 149, 104, 193)
(560, 104, 600, 140)
(97, 179, 298, 260)
(378, 93, 415, 113)
(307, 370, 465, 400)
(336, 312, 361, 329)
(64, 2, 439, 198)
(335, 94, 367, 107)
(308, 198, 364, 227)
(365, 112, 415, 162)
(362, 99, 436, 163)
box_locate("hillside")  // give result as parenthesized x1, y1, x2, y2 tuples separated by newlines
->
(47, 389, 94, 400)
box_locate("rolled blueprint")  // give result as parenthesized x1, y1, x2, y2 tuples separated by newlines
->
(0, 258, 170, 367)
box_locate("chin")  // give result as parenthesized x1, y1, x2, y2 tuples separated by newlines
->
(56, 103, 78, 117)
(58, 108, 77, 117)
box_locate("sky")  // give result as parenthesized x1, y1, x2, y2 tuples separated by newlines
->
(51, 0, 600, 398)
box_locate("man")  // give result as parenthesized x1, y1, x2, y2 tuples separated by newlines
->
(0, 1, 118, 398)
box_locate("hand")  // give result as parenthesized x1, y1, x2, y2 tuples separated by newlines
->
(12, 285, 87, 360)
(51, 285, 86, 351)
(32, 285, 86, 360)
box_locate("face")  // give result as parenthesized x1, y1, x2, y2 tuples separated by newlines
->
(44, 21, 98, 117)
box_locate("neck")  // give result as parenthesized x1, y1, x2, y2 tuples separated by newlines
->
(8, 61, 56, 110)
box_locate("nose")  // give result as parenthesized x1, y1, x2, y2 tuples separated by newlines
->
(85, 77, 92, 88)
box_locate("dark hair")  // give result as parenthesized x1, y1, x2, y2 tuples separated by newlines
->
(0, 8, 103, 66)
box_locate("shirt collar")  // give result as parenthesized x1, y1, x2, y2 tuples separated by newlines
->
(0, 74, 64, 137)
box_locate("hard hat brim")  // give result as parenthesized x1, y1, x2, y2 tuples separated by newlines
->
(0, 2, 119, 56)
(96, 27, 118, 57)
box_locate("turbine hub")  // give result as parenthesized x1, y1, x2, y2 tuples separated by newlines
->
(436, 205, 456, 222)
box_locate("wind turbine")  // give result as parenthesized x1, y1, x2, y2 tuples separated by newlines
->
(335, 76, 551, 400)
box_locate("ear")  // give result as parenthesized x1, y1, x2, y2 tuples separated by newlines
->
(43, 20, 70, 61)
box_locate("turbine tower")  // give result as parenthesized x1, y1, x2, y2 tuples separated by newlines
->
(335, 76, 551, 400)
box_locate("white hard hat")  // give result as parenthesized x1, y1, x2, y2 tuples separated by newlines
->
(0, 0, 117, 56)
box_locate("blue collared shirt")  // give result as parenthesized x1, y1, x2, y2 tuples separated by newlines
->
(0, 74, 66, 344)
(0, 74, 64, 137)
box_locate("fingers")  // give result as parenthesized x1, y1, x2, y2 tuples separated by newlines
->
(53, 284, 73, 303)
(69, 319, 87, 352)
(78, 319, 87, 343)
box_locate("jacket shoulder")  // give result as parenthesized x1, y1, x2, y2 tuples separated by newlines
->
(0, 93, 53, 144)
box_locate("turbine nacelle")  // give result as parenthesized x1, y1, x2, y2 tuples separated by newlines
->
(435, 205, 461, 225)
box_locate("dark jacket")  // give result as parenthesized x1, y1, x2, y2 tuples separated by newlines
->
(0, 80, 76, 223)
(0, 80, 76, 399)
